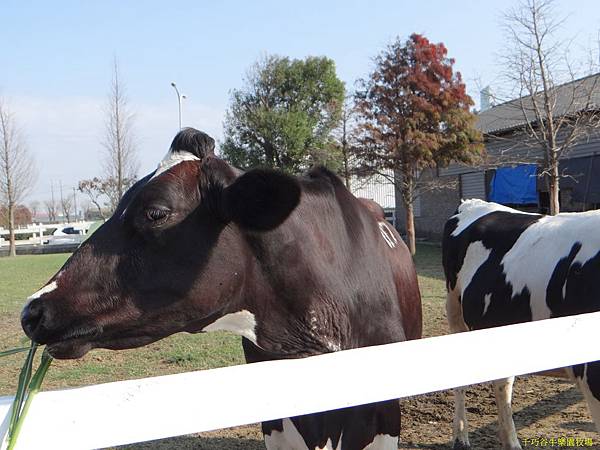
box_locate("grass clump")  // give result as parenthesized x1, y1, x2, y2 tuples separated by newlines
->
(2, 342, 53, 450)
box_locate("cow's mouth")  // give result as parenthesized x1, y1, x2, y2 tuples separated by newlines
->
(44, 327, 102, 359)
(46, 338, 95, 359)
(46, 332, 168, 359)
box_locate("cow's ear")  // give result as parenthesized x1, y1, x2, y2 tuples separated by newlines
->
(222, 169, 301, 231)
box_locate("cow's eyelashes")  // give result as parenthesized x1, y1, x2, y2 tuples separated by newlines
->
(145, 207, 170, 223)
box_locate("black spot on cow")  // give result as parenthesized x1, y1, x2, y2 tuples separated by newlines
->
(546, 242, 583, 316)
(443, 211, 540, 329)
(547, 243, 600, 318)
(586, 362, 600, 401)
(261, 400, 400, 450)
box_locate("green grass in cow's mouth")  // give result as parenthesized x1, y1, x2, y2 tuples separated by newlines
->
(1, 341, 53, 450)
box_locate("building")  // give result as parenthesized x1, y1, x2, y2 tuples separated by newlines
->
(350, 171, 397, 226)
(395, 73, 600, 240)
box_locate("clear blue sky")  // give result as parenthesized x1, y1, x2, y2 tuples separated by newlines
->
(2, 0, 599, 206)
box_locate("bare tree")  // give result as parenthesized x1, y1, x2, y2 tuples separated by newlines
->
(330, 96, 359, 189)
(102, 58, 138, 207)
(59, 182, 73, 223)
(29, 200, 40, 222)
(44, 199, 57, 222)
(0, 98, 36, 256)
(78, 177, 109, 221)
(501, 0, 600, 214)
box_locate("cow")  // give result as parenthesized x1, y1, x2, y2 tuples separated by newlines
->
(21, 128, 422, 450)
(443, 198, 600, 450)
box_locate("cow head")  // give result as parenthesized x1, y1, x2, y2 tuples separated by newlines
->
(21, 128, 301, 358)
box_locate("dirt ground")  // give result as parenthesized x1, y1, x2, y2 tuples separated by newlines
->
(118, 297, 597, 450)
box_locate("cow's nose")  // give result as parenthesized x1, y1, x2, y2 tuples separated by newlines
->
(21, 300, 45, 341)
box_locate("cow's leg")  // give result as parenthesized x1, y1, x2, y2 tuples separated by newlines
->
(572, 362, 600, 431)
(452, 386, 470, 450)
(446, 288, 471, 450)
(492, 377, 521, 450)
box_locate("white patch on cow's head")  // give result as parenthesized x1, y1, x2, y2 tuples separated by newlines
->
(378, 221, 398, 248)
(27, 281, 58, 301)
(150, 150, 200, 180)
(202, 310, 257, 344)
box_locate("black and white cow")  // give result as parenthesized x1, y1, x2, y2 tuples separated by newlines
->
(443, 199, 600, 450)
(21, 128, 422, 450)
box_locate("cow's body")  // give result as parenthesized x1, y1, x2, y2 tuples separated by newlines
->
(443, 199, 600, 450)
(21, 128, 422, 450)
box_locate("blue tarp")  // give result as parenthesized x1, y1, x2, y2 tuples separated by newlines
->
(489, 164, 538, 204)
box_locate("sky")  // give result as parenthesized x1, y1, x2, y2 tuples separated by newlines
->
(2, 0, 599, 208)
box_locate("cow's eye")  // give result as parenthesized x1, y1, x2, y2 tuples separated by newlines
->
(145, 207, 170, 222)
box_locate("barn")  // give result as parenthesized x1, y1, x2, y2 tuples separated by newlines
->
(395, 73, 600, 241)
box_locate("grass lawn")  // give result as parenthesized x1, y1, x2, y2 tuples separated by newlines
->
(0, 243, 446, 397)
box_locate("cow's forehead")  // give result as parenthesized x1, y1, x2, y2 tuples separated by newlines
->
(151, 150, 200, 180)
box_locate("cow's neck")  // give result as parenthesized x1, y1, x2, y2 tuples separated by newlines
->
(233, 231, 349, 359)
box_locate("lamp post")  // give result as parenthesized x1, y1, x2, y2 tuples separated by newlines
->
(170, 82, 187, 130)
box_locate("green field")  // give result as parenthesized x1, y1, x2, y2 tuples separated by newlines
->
(0, 244, 446, 397)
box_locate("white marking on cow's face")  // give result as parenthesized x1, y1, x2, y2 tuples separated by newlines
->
(264, 418, 309, 450)
(202, 310, 257, 344)
(27, 281, 58, 301)
(150, 150, 200, 180)
(457, 241, 491, 293)
(450, 199, 536, 237)
(378, 222, 397, 248)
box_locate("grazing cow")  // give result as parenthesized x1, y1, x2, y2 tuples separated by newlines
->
(443, 199, 600, 450)
(21, 128, 422, 450)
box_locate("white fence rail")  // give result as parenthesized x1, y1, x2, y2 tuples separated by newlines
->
(0, 222, 94, 247)
(1, 311, 600, 450)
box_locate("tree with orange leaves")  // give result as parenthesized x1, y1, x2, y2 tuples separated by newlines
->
(355, 34, 483, 255)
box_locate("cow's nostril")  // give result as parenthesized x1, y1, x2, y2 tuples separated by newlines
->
(21, 301, 45, 340)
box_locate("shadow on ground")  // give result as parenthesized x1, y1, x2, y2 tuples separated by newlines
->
(117, 435, 264, 450)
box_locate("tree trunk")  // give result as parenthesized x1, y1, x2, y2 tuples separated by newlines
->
(549, 162, 560, 216)
(343, 154, 350, 189)
(404, 200, 416, 256)
(8, 201, 16, 257)
(262, 141, 276, 169)
(402, 166, 416, 255)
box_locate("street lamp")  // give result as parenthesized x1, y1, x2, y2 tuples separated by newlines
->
(170, 82, 187, 130)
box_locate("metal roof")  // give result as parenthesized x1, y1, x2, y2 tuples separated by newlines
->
(477, 73, 600, 135)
